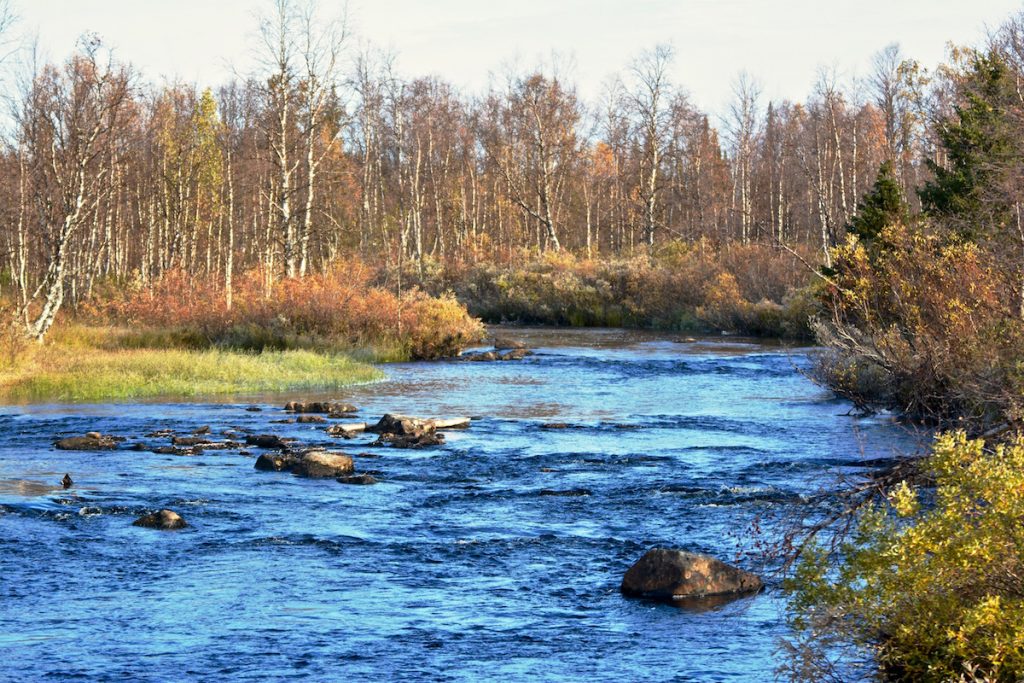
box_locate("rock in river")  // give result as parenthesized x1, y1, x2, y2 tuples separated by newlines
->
(254, 452, 300, 472)
(245, 434, 290, 450)
(620, 548, 763, 601)
(337, 473, 378, 485)
(132, 509, 187, 530)
(55, 434, 121, 451)
(291, 450, 355, 478)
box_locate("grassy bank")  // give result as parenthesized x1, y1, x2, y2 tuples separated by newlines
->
(0, 342, 383, 402)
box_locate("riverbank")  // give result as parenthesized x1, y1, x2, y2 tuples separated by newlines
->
(0, 338, 383, 402)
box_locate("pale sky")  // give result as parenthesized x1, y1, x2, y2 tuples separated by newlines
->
(15, 0, 1024, 114)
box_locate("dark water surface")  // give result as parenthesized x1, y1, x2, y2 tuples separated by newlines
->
(0, 328, 917, 682)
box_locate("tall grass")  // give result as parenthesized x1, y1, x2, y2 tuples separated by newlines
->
(0, 346, 382, 402)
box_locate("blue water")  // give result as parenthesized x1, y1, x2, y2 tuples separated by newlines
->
(0, 328, 918, 682)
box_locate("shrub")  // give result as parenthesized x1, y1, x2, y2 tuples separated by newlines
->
(84, 266, 484, 360)
(784, 431, 1024, 682)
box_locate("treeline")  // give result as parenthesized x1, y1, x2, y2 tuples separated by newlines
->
(0, 0, 949, 339)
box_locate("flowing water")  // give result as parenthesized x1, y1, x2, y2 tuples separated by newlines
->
(0, 328, 919, 682)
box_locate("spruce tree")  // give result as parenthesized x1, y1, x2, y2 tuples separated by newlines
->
(918, 52, 1017, 241)
(847, 160, 908, 244)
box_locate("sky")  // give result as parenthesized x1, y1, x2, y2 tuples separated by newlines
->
(15, 0, 1024, 115)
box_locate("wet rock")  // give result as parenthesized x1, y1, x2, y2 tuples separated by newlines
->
(254, 452, 300, 472)
(129, 442, 149, 451)
(492, 337, 528, 350)
(291, 450, 355, 478)
(540, 422, 572, 430)
(146, 429, 175, 438)
(499, 349, 531, 361)
(245, 434, 290, 450)
(132, 509, 187, 530)
(337, 473, 378, 485)
(620, 548, 763, 601)
(55, 434, 120, 451)
(245, 405, 263, 412)
(285, 401, 357, 414)
(327, 422, 367, 438)
(152, 446, 190, 456)
(61, 473, 73, 489)
(538, 488, 592, 497)
(171, 436, 212, 446)
(296, 415, 326, 424)
(373, 431, 445, 449)
(270, 419, 294, 424)
(367, 414, 435, 436)
(193, 425, 211, 435)
(464, 350, 498, 362)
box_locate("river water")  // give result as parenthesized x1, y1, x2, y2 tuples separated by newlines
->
(0, 328, 918, 682)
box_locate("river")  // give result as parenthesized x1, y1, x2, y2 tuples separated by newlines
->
(0, 328, 918, 682)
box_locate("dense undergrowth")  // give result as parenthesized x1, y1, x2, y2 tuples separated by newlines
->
(85, 264, 485, 361)
(410, 241, 817, 339)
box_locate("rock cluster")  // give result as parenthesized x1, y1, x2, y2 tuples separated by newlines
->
(55, 432, 123, 451)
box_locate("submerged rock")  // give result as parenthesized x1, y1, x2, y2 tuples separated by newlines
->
(55, 434, 120, 451)
(296, 415, 326, 424)
(132, 509, 187, 530)
(337, 473, 378, 485)
(171, 436, 212, 446)
(620, 548, 763, 601)
(61, 473, 73, 489)
(291, 450, 355, 478)
(372, 431, 445, 449)
(245, 434, 290, 450)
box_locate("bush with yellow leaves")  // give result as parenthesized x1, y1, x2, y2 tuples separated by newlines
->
(783, 431, 1024, 682)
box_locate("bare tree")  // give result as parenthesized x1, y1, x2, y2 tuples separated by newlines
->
(18, 36, 132, 339)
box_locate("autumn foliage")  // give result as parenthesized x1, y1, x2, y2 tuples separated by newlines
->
(85, 265, 484, 360)
(430, 242, 816, 338)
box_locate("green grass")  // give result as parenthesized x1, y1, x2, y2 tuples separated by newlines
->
(0, 347, 383, 402)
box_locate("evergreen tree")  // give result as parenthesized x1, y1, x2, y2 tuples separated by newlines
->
(918, 52, 1018, 241)
(847, 160, 908, 244)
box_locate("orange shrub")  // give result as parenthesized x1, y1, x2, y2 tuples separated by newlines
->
(85, 265, 484, 360)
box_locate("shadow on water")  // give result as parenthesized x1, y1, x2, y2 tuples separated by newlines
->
(0, 326, 916, 682)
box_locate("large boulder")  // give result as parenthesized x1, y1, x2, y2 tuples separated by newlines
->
(620, 548, 763, 601)
(132, 509, 187, 530)
(291, 450, 355, 478)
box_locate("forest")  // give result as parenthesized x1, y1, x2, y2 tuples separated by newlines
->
(3, 0, 1024, 680)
